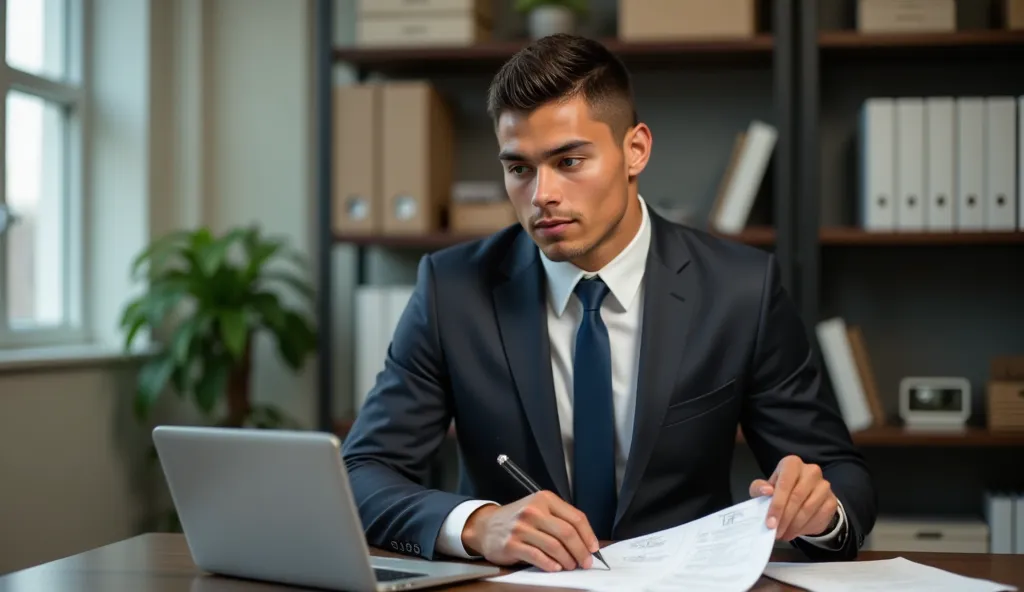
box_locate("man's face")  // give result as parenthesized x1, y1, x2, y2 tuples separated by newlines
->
(496, 96, 649, 270)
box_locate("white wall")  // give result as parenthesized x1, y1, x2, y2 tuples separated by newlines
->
(0, 0, 323, 574)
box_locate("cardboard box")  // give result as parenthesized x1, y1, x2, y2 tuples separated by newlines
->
(357, 14, 491, 47)
(1009, 0, 1024, 29)
(618, 0, 758, 41)
(450, 201, 517, 234)
(864, 517, 989, 554)
(381, 82, 454, 235)
(857, 0, 956, 33)
(987, 381, 1024, 431)
(332, 84, 381, 235)
(356, 0, 492, 23)
(992, 355, 1024, 381)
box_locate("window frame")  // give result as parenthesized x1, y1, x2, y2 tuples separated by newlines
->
(0, 0, 88, 349)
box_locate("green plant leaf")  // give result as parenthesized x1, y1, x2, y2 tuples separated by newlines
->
(272, 310, 317, 370)
(250, 291, 286, 331)
(243, 239, 282, 281)
(200, 228, 248, 277)
(191, 228, 214, 251)
(170, 312, 211, 364)
(136, 355, 176, 420)
(261, 270, 315, 304)
(120, 285, 189, 351)
(170, 362, 193, 399)
(130, 230, 193, 280)
(514, 0, 588, 15)
(195, 359, 229, 415)
(218, 309, 248, 361)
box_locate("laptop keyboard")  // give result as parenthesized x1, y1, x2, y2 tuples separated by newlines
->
(374, 567, 426, 582)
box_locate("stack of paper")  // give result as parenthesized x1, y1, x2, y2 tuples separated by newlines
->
(764, 556, 1017, 592)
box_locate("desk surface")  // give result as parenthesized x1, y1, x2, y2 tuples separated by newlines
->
(0, 533, 1021, 591)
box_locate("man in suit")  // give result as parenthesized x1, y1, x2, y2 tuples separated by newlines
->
(342, 33, 876, 572)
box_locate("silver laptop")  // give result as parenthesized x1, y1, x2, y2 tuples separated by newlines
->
(152, 425, 501, 591)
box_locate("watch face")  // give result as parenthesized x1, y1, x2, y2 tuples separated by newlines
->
(908, 386, 962, 411)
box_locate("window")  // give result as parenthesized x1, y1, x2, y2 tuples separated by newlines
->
(1, 0, 84, 348)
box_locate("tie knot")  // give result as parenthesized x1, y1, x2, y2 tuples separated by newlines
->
(574, 277, 610, 311)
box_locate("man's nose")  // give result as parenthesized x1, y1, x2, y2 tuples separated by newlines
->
(531, 167, 562, 208)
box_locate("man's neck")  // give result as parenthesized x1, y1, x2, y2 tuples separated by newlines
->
(571, 193, 644, 273)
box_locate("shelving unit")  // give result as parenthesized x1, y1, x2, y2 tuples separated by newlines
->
(313, 0, 1024, 517)
(796, 0, 1024, 518)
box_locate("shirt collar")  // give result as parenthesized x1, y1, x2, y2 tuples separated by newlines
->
(540, 195, 652, 316)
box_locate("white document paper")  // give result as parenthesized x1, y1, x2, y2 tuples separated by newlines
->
(763, 556, 1018, 592)
(486, 495, 776, 592)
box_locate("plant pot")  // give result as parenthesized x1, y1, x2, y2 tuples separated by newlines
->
(527, 6, 576, 39)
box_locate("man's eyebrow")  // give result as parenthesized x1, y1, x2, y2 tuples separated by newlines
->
(498, 139, 594, 161)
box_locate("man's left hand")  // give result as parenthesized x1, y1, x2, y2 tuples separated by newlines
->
(749, 455, 838, 541)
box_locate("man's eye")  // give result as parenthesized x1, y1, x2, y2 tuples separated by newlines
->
(562, 157, 582, 168)
(508, 165, 529, 175)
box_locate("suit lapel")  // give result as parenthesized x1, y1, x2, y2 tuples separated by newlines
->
(493, 232, 572, 500)
(615, 214, 695, 528)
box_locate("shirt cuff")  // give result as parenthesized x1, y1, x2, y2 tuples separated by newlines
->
(799, 498, 847, 550)
(435, 499, 499, 559)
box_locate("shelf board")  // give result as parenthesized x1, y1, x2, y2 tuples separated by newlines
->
(335, 226, 776, 250)
(848, 426, 1024, 447)
(819, 227, 1024, 246)
(819, 29, 1024, 56)
(335, 420, 1024, 448)
(738, 425, 1024, 447)
(333, 35, 774, 73)
(716, 226, 776, 246)
(334, 232, 489, 250)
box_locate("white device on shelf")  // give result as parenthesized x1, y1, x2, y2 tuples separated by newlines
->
(898, 376, 971, 430)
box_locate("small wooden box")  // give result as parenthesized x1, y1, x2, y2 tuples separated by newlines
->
(449, 201, 517, 234)
(857, 0, 956, 33)
(987, 381, 1024, 431)
(1007, 0, 1024, 30)
(992, 355, 1024, 381)
(357, 14, 491, 47)
(618, 0, 759, 41)
(356, 0, 492, 22)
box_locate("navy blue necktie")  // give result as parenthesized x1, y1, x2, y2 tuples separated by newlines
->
(572, 277, 616, 540)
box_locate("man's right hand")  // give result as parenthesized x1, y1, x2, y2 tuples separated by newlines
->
(460, 491, 600, 572)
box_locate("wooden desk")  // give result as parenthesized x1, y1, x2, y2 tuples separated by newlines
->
(1, 533, 1021, 591)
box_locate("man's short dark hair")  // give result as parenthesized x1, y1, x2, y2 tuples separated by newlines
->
(486, 34, 638, 141)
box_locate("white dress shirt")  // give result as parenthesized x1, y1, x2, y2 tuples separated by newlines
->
(435, 196, 845, 558)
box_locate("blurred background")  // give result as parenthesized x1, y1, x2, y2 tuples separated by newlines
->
(0, 0, 1022, 576)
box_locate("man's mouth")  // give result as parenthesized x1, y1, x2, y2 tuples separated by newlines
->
(534, 218, 573, 229)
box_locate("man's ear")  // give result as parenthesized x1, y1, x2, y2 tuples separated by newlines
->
(623, 122, 652, 178)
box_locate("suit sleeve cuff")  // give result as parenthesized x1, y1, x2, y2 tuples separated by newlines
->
(799, 498, 847, 549)
(435, 499, 499, 559)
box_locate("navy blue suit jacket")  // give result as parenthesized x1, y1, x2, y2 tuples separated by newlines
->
(341, 211, 876, 561)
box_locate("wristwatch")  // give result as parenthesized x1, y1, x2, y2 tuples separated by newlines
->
(824, 510, 848, 547)
(809, 509, 842, 539)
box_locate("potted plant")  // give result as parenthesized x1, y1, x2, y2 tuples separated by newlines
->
(120, 225, 317, 429)
(515, 0, 588, 39)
